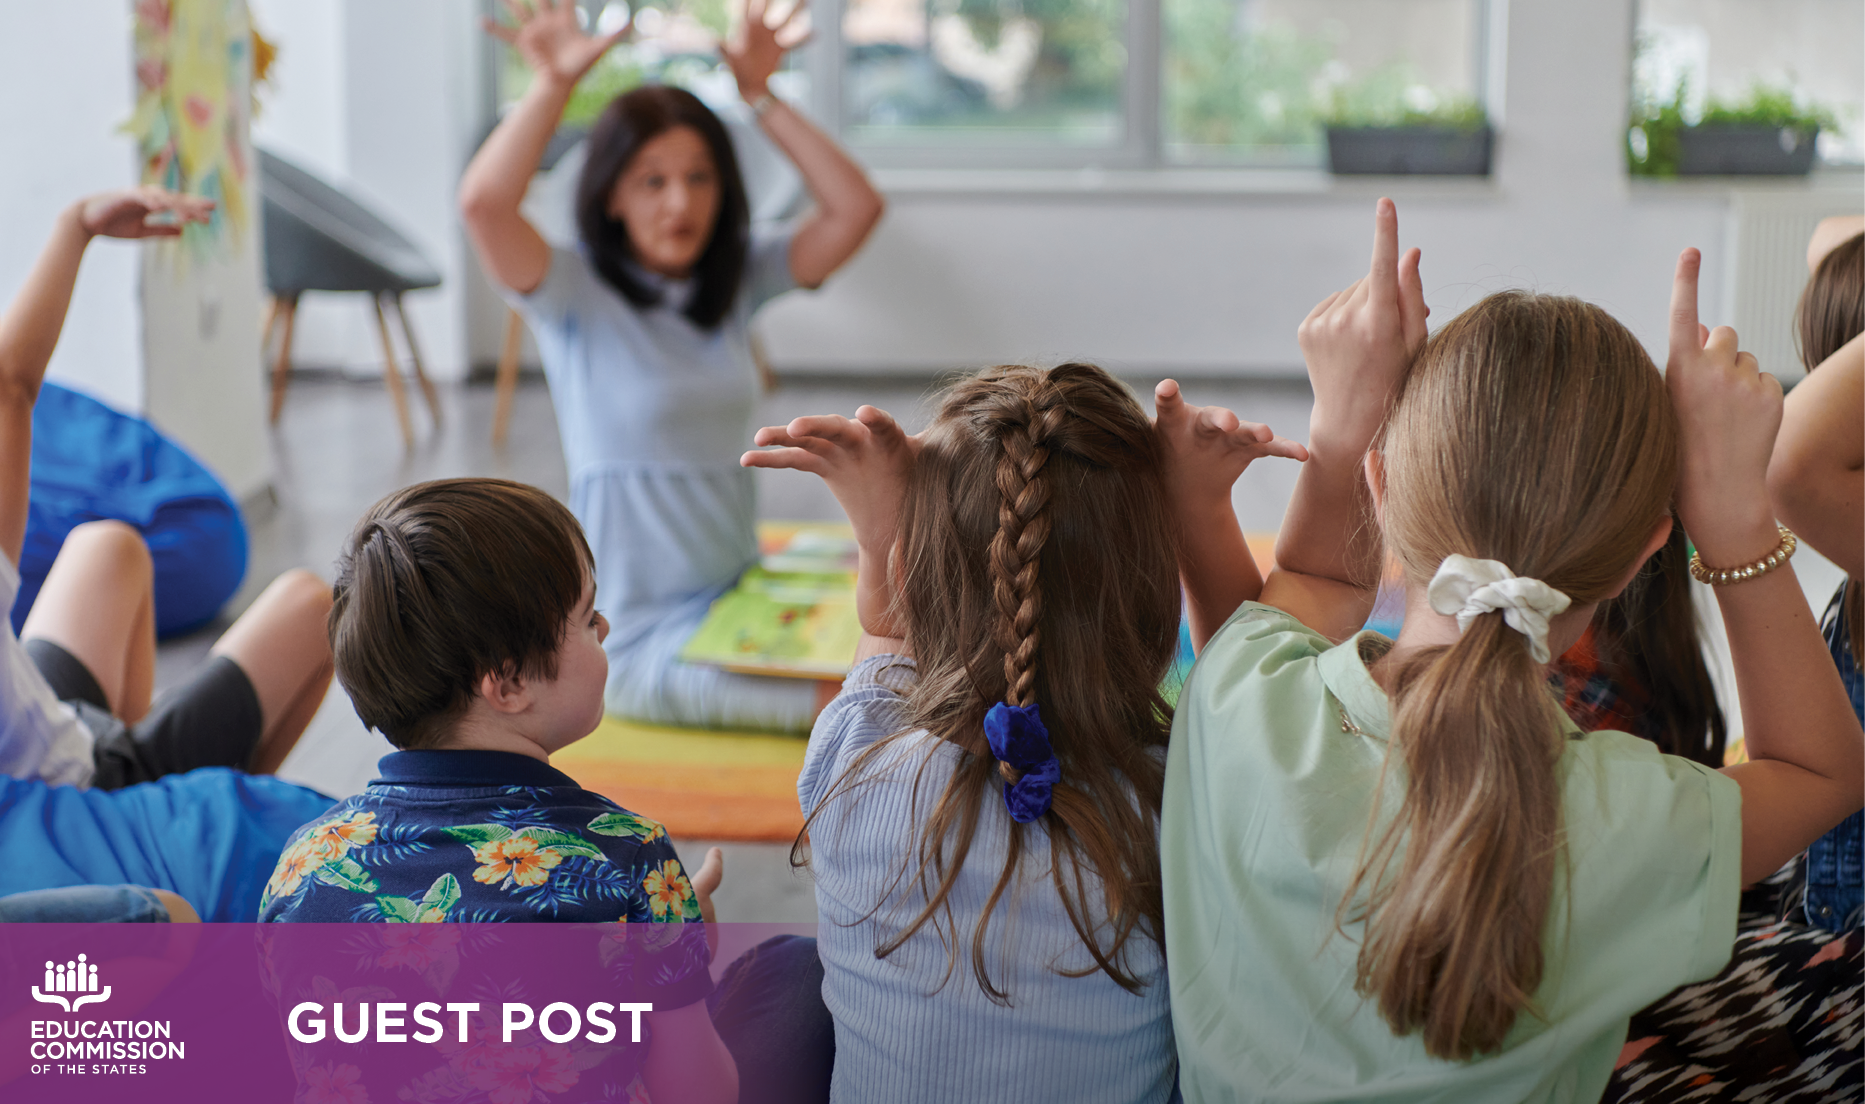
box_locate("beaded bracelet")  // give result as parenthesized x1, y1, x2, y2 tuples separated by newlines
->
(1688, 525, 1797, 586)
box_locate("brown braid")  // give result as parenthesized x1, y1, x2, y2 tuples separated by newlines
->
(987, 391, 1065, 789)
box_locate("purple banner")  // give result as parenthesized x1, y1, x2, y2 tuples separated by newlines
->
(0, 923, 815, 1103)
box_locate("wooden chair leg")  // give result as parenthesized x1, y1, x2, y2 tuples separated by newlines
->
(390, 292, 442, 428)
(749, 327, 779, 395)
(492, 308, 525, 448)
(261, 296, 282, 356)
(372, 294, 415, 448)
(268, 295, 299, 424)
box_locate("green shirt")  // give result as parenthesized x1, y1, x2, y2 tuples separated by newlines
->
(1163, 603, 1741, 1104)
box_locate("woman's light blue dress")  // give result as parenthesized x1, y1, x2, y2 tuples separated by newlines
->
(510, 229, 818, 731)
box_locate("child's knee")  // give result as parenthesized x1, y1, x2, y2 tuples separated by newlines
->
(63, 519, 153, 582)
(267, 569, 333, 622)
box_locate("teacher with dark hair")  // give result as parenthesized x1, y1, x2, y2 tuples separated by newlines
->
(461, 0, 882, 731)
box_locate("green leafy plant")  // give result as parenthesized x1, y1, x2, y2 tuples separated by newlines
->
(1629, 80, 1839, 177)
(1320, 67, 1486, 130)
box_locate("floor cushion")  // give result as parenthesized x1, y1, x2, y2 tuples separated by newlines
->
(9, 382, 247, 640)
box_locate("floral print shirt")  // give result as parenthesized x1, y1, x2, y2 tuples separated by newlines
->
(258, 751, 706, 928)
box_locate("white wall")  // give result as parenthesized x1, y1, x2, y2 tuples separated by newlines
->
(0, 0, 143, 410)
(249, 0, 487, 382)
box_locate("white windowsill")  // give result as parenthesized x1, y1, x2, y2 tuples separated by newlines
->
(869, 166, 1504, 201)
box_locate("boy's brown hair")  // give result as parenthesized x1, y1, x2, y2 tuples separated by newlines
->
(329, 479, 594, 749)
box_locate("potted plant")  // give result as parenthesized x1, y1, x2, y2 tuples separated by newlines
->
(1629, 83, 1836, 177)
(1322, 81, 1493, 176)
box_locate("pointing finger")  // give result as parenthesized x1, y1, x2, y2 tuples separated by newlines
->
(1669, 248, 1703, 354)
(1368, 198, 1400, 302)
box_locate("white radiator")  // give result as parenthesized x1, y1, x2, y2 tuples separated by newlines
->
(1722, 189, 1862, 384)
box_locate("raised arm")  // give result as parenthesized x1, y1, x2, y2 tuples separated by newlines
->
(1256, 198, 1428, 642)
(1667, 249, 1865, 885)
(1153, 382, 1307, 649)
(722, 0, 883, 289)
(460, 1, 629, 294)
(0, 189, 210, 566)
(1768, 333, 1863, 580)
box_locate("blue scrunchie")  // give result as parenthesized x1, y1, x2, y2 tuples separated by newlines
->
(984, 702, 1061, 824)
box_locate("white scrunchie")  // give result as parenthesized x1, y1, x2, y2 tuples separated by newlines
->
(1425, 554, 1573, 664)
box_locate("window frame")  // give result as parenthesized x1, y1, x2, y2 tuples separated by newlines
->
(487, 0, 1497, 173)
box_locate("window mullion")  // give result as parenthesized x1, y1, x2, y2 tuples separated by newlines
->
(1126, 0, 1164, 169)
(805, 0, 846, 135)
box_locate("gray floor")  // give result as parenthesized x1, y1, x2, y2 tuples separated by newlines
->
(152, 372, 1314, 923)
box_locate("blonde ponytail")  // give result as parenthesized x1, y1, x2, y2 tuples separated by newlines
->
(1349, 615, 1565, 1057)
(1344, 292, 1679, 1058)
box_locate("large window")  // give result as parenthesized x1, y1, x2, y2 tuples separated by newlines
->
(1633, 0, 1863, 164)
(490, 0, 1489, 168)
(841, 0, 1127, 149)
(1165, 0, 1483, 165)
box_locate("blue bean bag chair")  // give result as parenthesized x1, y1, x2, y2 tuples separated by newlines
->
(9, 382, 247, 640)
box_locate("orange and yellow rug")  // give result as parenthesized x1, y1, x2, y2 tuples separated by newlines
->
(555, 528, 1280, 842)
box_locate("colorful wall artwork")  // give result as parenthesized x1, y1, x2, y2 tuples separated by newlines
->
(124, 0, 254, 260)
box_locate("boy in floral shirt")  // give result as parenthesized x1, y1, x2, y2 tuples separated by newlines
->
(258, 479, 717, 930)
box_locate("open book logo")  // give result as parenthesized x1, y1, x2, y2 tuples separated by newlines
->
(32, 953, 112, 1012)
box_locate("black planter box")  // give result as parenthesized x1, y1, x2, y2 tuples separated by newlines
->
(1325, 125, 1493, 175)
(1676, 125, 1819, 175)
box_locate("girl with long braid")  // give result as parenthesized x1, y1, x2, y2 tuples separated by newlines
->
(741, 352, 1314, 1101)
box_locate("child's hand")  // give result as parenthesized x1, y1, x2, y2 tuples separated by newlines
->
(76, 187, 214, 241)
(1665, 247, 1783, 565)
(1154, 379, 1307, 511)
(1297, 197, 1428, 451)
(742, 405, 918, 636)
(691, 846, 723, 958)
(691, 846, 724, 924)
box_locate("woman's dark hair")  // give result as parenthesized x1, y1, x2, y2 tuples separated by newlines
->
(1591, 520, 1728, 767)
(1794, 231, 1864, 663)
(329, 479, 594, 750)
(575, 85, 750, 330)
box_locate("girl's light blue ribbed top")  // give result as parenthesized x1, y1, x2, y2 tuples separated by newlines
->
(801, 653, 1178, 1104)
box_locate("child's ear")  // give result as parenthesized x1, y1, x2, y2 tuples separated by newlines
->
(1606, 515, 1677, 599)
(476, 664, 531, 715)
(1363, 449, 1387, 519)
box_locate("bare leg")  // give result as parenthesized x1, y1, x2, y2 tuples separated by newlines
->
(208, 569, 334, 774)
(20, 520, 156, 722)
(151, 889, 200, 923)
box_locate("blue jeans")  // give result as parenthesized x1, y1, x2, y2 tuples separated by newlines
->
(0, 884, 170, 923)
(708, 935, 834, 1104)
(1806, 583, 1865, 932)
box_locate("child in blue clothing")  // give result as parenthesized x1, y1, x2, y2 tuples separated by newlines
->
(1769, 216, 1864, 931)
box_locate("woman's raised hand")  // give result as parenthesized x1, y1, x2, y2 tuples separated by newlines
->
(1296, 197, 1428, 450)
(483, 0, 628, 87)
(77, 187, 214, 240)
(722, 0, 810, 100)
(1154, 380, 1308, 510)
(1666, 247, 1784, 565)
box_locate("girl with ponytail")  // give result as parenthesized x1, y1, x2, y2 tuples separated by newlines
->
(741, 358, 1305, 1101)
(1163, 207, 1864, 1102)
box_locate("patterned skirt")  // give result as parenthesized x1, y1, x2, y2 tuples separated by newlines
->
(1603, 867, 1863, 1103)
